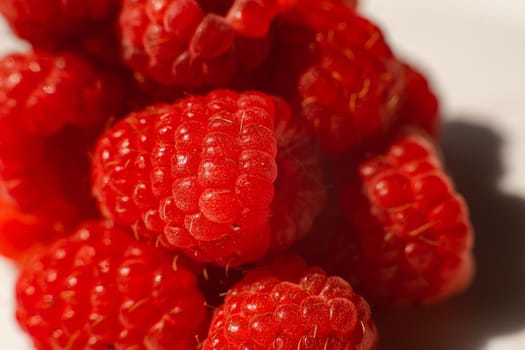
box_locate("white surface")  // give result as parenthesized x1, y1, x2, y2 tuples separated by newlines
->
(1, 1, 525, 349)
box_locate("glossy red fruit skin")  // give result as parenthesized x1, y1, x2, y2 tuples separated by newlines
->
(0, 51, 123, 136)
(118, 0, 277, 90)
(92, 90, 325, 267)
(0, 0, 120, 49)
(336, 132, 474, 306)
(393, 63, 440, 138)
(203, 255, 378, 350)
(261, 1, 404, 153)
(15, 221, 208, 350)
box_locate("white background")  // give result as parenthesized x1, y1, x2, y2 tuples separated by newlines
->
(1, 0, 525, 348)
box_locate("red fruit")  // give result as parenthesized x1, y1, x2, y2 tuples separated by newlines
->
(393, 63, 441, 138)
(15, 221, 208, 349)
(0, 195, 75, 261)
(119, 0, 277, 90)
(336, 132, 474, 306)
(0, 51, 123, 135)
(0, 0, 120, 49)
(92, 90, 325, 266)
(0, 123, 103, 261)
(203, 255, 378, 349)
(263, 2, 404, 152)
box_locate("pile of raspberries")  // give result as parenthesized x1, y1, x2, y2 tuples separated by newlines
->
(0, 0, 474, 349)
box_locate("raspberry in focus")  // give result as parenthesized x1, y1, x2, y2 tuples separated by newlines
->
(203, 255, 378, 349)
(91, 90, 325, 266)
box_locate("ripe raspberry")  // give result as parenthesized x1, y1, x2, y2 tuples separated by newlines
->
(92, 90, 325, 266)
(202, 255, 378, 349)
(119, 0, 277, 90)
(15, 221, 209, 349)
(263, 2, 404, 152)
(0, 51, 123, 135)
(0, 195, 76, 261)
(393, 63, 440, 138)
(335, 132, 474, 306)
(0, 0, 120, 49)
(0, 124, 102, 261)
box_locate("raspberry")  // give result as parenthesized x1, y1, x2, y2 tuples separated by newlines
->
(202, 255, 378, 349)
(0, 124, 102, 261)
(0, 51, 123, 135)
(119, 0, 277, 90)
(0, 195, 76, 261)
(335, 132, 474, 306)
(0, 0, 120, 49)
(15, 221, 209, 349)
(92, 90, 325, 266)
(393, 63, 441, 138)
(262, 2, 404, 152)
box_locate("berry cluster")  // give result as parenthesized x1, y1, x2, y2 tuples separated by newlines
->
(0, 0, 473, 349)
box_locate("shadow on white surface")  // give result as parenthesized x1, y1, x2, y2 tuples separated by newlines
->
(375, 120, 525, 349)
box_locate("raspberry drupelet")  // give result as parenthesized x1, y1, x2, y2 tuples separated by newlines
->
(335, 132, 474, 306)
(203, 255, 378, 349)
(91, 90, 325, 266)
(15, 221, 209, 349)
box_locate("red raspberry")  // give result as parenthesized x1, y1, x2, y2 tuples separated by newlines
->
(393, 63, 441, 138)
(119, 0, 277, 90)
(91, 90, 325, 266)
(0, 51, 123, 135)
(263, 2, 404, 152)
(0, 0, 120, 49)
(15, 221, 209, 349)
(0, 124, 102, 261)
(202, 255, 378, 349)
(0, 195, 76, 261)
(335, 132, 474, 306)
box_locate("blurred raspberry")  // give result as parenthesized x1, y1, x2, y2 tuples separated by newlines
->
(260, 1, 404, 153)
(0, 125, 102, 261)
(334, 132, 474, 306)
(0, 0, 120, 49)
(393, 63, 441, 138)
(0, 51, 124, 135)
(16, 221, 209, 349)
(119, 0, 278, 91)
